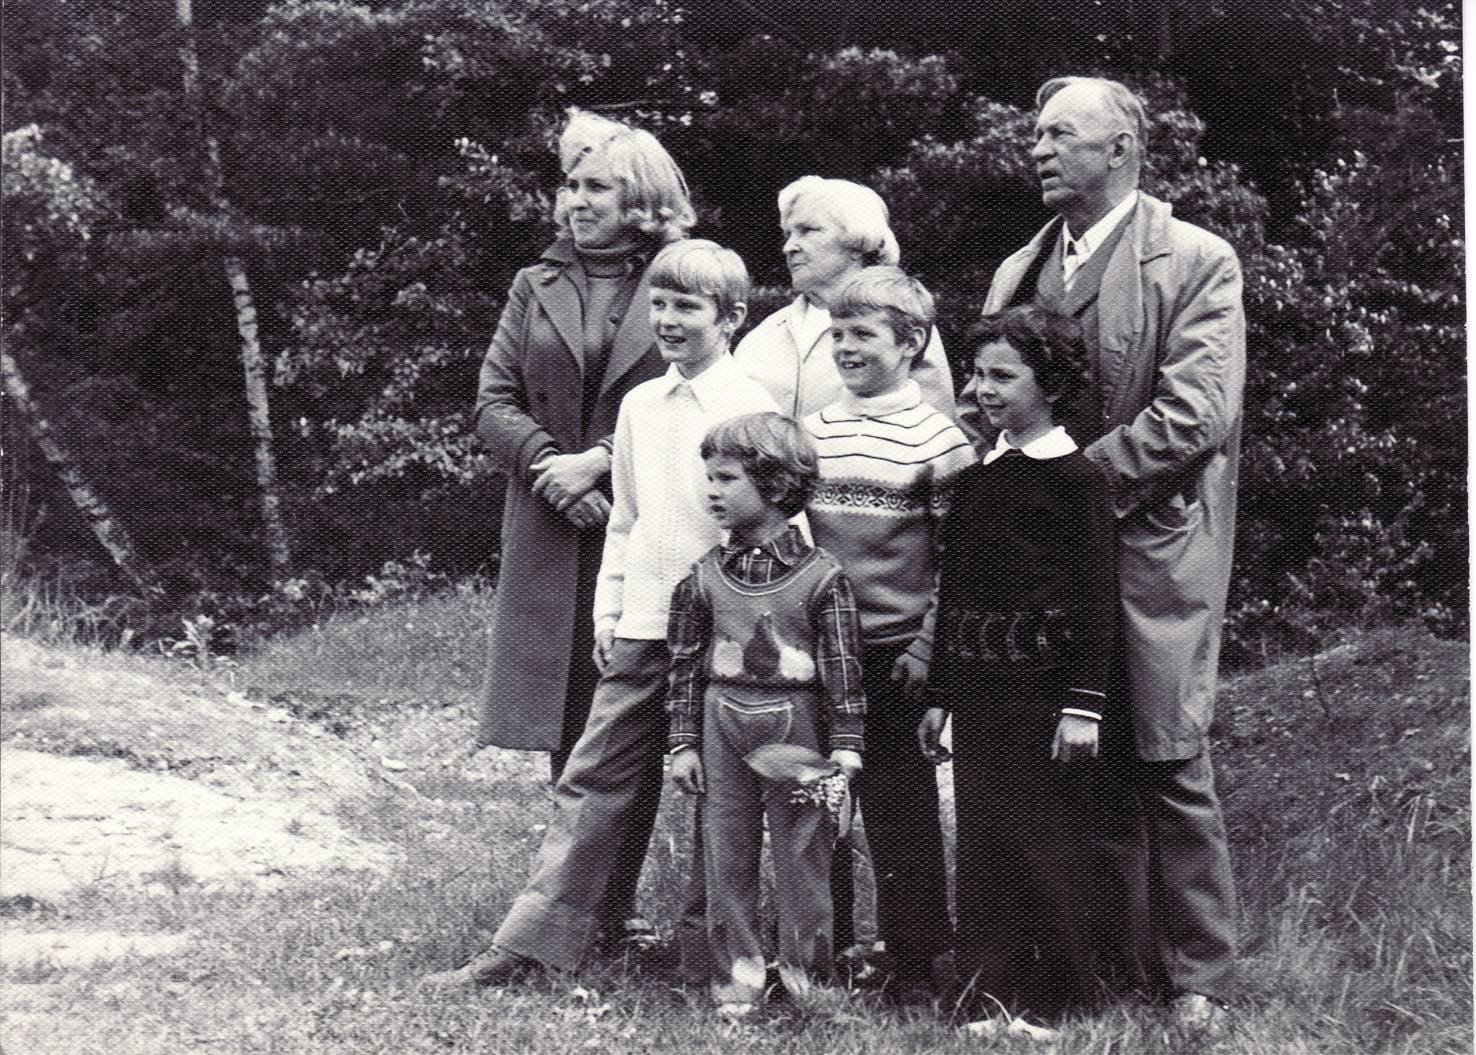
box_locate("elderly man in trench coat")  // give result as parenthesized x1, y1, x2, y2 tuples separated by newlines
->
(957, 76, 1244, 1034)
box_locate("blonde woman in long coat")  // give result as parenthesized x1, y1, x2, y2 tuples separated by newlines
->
(474, 111, 695, 791)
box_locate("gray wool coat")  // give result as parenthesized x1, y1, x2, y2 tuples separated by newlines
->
(958, 194, 1247, 761)
(473, 238, 667, 750)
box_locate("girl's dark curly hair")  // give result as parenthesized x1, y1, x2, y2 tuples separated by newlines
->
(966, 305, 1091, 415)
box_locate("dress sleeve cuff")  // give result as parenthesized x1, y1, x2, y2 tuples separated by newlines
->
(1060, 707, 1103, 721)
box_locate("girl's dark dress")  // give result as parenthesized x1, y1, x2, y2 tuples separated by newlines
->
(930, 438, 1137, 1022)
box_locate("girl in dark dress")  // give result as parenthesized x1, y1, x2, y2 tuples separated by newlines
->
(919, 306, 1135, 1034)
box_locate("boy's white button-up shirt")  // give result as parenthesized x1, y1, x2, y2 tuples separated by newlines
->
(593, 353, 781, 641)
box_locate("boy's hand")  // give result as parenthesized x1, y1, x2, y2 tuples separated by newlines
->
(531, 447, 608, 511)
(890, 651, 929, 700)
(562, 491, 610, 530)
(829, 749, 863, 782)
(917, 707, 950, 763)
(671, 747, 705, 795)
(1051, 714, 1100, 762)
(592, 623, 617, 672)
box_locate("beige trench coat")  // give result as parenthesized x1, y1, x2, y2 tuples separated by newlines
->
(473, 239, 668, 750)
(958, 194, 1246, 760)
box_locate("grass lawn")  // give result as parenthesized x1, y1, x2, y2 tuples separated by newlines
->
(0, 594, 1469, 1054)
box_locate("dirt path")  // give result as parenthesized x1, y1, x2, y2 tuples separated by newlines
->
(1, 635, 403, 968)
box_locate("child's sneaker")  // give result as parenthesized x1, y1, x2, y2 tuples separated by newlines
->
(1169, 992, 1228, 1037)
(962, 1015, 1060, 1042)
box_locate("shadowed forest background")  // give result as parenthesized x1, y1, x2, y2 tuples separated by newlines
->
(1, 0, 1464, 659)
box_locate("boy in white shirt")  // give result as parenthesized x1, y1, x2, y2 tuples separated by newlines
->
(427, 240, 780, 988)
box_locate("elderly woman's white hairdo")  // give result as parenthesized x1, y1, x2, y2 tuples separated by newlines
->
(777, 176, 901, 267)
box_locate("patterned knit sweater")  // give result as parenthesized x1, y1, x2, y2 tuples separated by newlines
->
(804, 380, 977, 661)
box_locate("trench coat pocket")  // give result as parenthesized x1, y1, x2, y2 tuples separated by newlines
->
(1137, 489, 1202, 536)
(717, 694, 794, 758)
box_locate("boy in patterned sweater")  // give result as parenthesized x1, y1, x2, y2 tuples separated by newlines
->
(803, 267, 977, 997)
(667, 412, 866, 1015)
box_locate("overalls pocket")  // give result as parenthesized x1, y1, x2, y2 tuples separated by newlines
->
(716, 694, 794, 759)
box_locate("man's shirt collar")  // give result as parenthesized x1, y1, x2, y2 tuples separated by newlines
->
(1063, 190, 1138, 261)
(983, 425, 1079, 464)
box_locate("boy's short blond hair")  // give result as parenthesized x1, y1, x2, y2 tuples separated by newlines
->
(830, 266, 936, 359)
(700, 412, 818, 518)
(647, 239, 751, 318)
(553, 108, 697, 245)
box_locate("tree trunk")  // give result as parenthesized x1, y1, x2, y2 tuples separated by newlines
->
(1, 348, 154, 592)
(177, 0, 292, 579)
(223, 256, 292, 574)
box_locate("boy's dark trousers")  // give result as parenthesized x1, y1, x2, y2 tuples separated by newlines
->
(831, 641, 952, 968)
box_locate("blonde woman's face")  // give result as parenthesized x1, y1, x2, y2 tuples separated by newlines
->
(781, 198, 860, 302)
(564, 154, 626, 249)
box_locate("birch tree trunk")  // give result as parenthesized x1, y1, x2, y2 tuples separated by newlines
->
(177, 0, 293, 579)
(1, 348, 153, 592)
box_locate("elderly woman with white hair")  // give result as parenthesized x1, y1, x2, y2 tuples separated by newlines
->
(733, 176, 956, 419)
(733, 177, 958, 992)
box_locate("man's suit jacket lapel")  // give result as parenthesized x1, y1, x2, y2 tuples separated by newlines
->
(600, 264, 656, 398)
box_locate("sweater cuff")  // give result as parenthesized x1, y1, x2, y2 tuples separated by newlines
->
(904, 636, 932, 668)
(829, 713, 865, 753)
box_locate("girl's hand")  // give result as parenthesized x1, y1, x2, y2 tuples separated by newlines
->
(918, 707, 950, 763)
(671, 747, 705, 795)
(829, 749, 863, 782)
(531, 447, 609, 511)
(1051, 714, 1100, 762)
(890, 651, 929, 701)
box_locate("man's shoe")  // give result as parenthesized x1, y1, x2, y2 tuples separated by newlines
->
(1170, 992, 1228, 1037)
(421, 946, 538, 991)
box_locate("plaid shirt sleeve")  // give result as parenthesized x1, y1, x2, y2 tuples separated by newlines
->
(812, 568, 867, 753)
(665, 566, 710, 750)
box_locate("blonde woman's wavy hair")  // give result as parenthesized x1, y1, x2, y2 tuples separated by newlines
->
(552, 109, 696, 245)
(777, 176, 901, 267)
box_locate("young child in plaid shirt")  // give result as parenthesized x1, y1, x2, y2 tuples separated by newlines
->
(666, 412, 866, 1015)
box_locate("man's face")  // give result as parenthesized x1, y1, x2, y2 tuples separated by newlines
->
(1031, 83, 1123, 223)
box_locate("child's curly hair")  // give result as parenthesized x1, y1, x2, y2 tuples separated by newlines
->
(700, 413, 818, 518)
(967, 305, 1091, 414)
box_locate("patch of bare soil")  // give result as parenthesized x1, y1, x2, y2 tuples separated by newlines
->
(1, 634, 402, 965)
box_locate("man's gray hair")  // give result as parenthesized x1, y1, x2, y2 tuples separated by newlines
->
(1036, 76, 1149, 159)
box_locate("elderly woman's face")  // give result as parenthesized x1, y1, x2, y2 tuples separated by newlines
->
(564, 153, 626, 250)
(782, 197, 860, 302)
